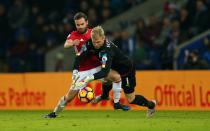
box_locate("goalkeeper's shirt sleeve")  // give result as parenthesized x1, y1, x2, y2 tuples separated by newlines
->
(93, 48, 113, 80)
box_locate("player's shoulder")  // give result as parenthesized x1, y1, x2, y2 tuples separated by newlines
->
(88, 28, 92, 32)
(71, 28, 91, 36)
(85, 28, 92, 36)
(71, 30, 79, 35)
(105, 39, 117, 48)
(67, 30, 77, 38)
(100, 40, 113, 54)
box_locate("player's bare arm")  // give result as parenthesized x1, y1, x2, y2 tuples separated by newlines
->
(64, 39, 80, 48)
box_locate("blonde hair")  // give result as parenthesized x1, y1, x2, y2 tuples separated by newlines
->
(91, 26, 105, 40)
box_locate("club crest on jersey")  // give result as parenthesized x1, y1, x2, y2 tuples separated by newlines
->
(101, 54, 107, 68)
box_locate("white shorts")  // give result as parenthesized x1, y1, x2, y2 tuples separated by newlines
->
(71, 66, 103, 90)
(78, 66, 101, 81)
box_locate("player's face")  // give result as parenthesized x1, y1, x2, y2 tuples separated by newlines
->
(75, 18, 88, 34)
(92, 36, 105, 49)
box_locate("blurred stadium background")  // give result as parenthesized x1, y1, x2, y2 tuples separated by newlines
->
(0, 0, 210, 130)
(0, 0, 210, 72)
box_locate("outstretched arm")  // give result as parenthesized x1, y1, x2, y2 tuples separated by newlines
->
(64, 39, 80, 48)
(81, 49, 113, 85)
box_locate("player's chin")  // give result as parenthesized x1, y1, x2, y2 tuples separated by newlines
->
(78, 29, 86, 33)
(94, 46, 100, 49)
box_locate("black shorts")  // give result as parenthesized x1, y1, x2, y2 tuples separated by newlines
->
(121, 69, 136, 94)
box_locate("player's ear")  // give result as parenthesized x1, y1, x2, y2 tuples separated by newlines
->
(86, 20, 89, 25)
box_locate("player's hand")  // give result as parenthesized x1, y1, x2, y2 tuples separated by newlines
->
(73, 75, 94, 89)
(83, 75, 94, 84)
(73, 39, 80, 46)
(74, 81, 86, 89)
(72, 70, 79, 88)
(64, 39, 80, 48)
(72, 70, 79, 82)
(64, 40, 73, 48)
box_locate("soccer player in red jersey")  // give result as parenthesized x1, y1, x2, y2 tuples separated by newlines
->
(45, 12, 129, 118)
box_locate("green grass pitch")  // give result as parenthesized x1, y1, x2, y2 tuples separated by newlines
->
(0, 110, 210, 131)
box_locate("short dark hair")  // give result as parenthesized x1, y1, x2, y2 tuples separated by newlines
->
(74, 12, 88, 21)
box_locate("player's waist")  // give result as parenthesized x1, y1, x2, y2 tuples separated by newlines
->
(79, 64, 101, 71)
(114, 63, 134, 77)
(78, 58, 101, 71)
(79, 66, 101, 73)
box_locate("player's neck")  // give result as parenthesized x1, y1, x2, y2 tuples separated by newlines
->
(78, 28, 88, 34)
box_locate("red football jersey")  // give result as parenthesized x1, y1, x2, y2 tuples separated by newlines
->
(67, 28, 101, 71)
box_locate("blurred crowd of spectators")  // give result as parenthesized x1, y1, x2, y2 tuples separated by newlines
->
(112, 0, 210, 70)
(0, 0, 210, 72)
(0, 0, 145, 72)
